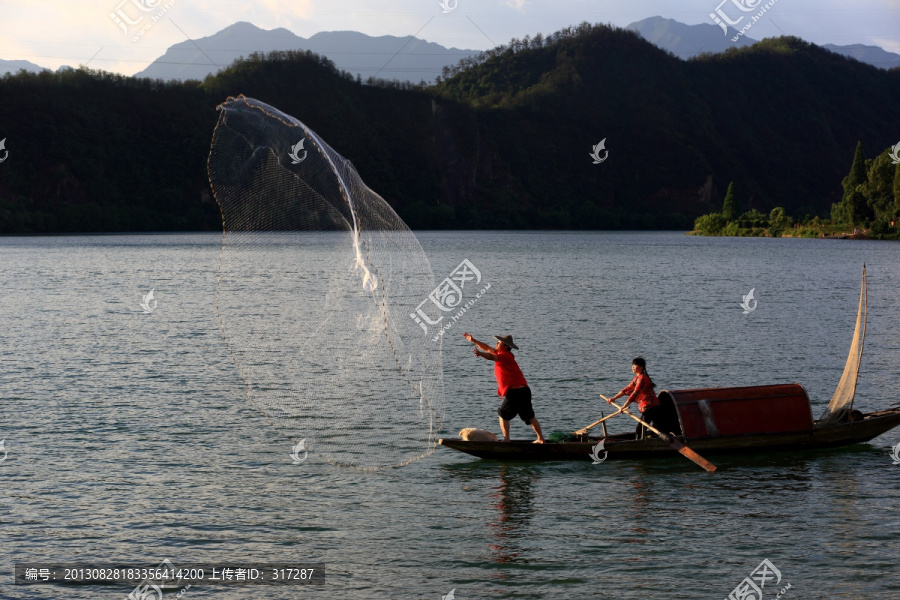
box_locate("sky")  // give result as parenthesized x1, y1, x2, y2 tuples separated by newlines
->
(1, 0, 899, 76)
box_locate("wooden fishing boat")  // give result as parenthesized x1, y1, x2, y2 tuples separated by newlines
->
(440, 266, 900, 463)
(438, 394, 900, 461)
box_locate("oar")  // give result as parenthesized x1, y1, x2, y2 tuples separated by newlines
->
(601, 395, 717, 473)
(573, 410, 619, 436)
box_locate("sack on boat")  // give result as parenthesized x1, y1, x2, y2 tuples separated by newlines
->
(459, 428, 499, 442)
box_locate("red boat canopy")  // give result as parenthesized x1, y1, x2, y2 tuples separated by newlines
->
(664, 384, 814, 438)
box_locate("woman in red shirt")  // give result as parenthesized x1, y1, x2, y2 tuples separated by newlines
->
(464, 333, 545, 443)
(607, 357, 662, 439)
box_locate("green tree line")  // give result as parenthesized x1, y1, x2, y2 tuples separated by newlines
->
(693, 142, 900, 239)
(830, 141, 900, 235)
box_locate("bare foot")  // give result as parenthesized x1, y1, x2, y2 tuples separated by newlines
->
(502, 438, 511, 442)
(533, 439, 545, 444)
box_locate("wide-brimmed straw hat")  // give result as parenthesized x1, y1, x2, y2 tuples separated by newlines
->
(494, 335, 519, 350)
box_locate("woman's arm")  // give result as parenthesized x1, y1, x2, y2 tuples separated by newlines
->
(617, 380, 637, 398)
(606, 378, 637, 408)
(630, 374, 651, 398)
(607, 391, 632, 410)
(619, 375, 651, 408)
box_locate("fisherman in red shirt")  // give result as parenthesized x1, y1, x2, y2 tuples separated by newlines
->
(464, 333, 545, 443)
(606, 357, 662, 439)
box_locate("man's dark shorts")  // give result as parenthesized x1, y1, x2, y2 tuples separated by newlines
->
(498, 386, 535, 423)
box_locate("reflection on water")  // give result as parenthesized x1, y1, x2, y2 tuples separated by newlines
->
(487, 464, 540, 565)
(818, 457, 861, 550)
(623, 478, 651, 550)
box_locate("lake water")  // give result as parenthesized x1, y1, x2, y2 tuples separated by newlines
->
(1, 231, 899, 599)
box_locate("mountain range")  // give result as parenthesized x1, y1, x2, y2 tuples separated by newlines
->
(626, 16, 755, 58)
(3, 17, 899, 82)
(627, 17, 900, 69)
(133, 22, 479, 83)
(0, 59, 50, 75)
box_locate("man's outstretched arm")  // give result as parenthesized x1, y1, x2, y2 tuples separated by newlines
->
(463, 332, 493, 352)
(474, 348, 498, 361)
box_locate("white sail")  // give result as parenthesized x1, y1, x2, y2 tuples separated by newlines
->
(817, 265, 867, 427)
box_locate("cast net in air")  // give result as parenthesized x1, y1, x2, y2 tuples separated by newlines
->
(817, 265, 867, 427)
(207, 95, 444, 468)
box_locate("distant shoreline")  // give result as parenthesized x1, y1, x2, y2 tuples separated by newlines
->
(688, 228, 898, 241)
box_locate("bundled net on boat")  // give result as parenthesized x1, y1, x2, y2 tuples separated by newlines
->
(207, 95, 444, 468)
(817, 265, 867, 427)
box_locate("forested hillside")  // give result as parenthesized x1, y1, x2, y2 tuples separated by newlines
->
(1, 23, 898, 233)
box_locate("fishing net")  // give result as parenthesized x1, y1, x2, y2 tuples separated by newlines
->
(817, 266, 867, 427)
(547, 431, 579, 443)
(207, 95, 444, 468)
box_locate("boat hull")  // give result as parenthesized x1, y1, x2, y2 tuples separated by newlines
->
(438, 407, 900, 461)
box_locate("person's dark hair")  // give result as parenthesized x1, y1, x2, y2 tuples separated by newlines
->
(632, 357, 656, 388)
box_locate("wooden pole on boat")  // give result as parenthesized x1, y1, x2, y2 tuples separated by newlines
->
(574, 410, 619, 436)
(601, 395, 717, 473)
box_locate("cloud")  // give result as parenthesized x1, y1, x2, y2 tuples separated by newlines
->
(872, 37, 900, 54)
(249, 0, 316, 21)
